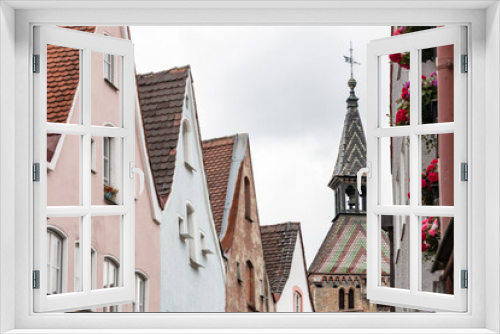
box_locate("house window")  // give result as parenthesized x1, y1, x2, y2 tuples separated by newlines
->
(186, 204, 201, 268)
(133, 272, 147, 312)
(91, 137, 97, 174)
(103, 33, 117, 87)
(74, 243, 97, 292)
(103, 137, 111, 185)
(294, 291, 302, 312)
(182, 120, 194, 170)
(103, 257, 120, 312)
(246, 261, 255, 309)
(348, 289, 355, 309)
(236, 262, 242, 283)
(339, 289, 345, 310)
(46, 229, 63, 295)
(244, 177, 253, 222)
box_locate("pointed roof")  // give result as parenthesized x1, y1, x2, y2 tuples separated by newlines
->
(309, 215, 390, 276)
(47, 26, 97, 162)
(202, 135, 237, 236)
(137, 66, 191, 208)
(329, 77, 367, 185)
(260, 222, 302, 296)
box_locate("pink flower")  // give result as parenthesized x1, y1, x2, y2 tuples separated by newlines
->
(422, 232, 427, 241)
(422, 74, 427, 80)
(421, 178, 427, 188)
(422, 243, 428, 252)
(407, 192, 410, 199)
(430, 71, 437, 77)
(427, 164, 436, 173)
(433, 79, 438, 86)
(394, 27, 404, 36)
(422, 218, 429, 225)
(431, 219, 438, 230)
(404, 81, 410, 89)
(431, 159, 438, 164)
(400, 63, 410, 70)
(422, 223, 429, 232)
(429, 229, 437, 237)
(428, 172, 439, 183)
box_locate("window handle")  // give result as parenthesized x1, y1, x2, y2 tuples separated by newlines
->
(129, 162, 145, 195)
(357, 162, 371, 195)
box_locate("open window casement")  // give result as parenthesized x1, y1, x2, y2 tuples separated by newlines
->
(33, 26, 137, 312)
(365, 26, 467, 312)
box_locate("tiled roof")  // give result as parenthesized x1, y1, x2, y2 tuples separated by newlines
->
(329, 83, 367, 181)
(137, 66, 190, 208)
(260, 222, 301, 296)
(47, 26, 96, 162)
(202, 135, 236, 236)
(309, 215, 390, 275)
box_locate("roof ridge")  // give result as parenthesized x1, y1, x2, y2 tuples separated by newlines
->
(137, 65, 191, 78)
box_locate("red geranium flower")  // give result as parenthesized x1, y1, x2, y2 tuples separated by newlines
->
(421, 178, 426, 188)
(389, 53, 403, 63)
(428, 172, 439, 183)
(427, 163, 436, 173)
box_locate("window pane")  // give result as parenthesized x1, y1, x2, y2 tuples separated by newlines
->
(420, 216, 454, 295)
(92, 137, 123, 205)
(380, 137, 410, 205)
(91, 51, 122, 126)
(420, 134, 454, 206)
(47, 44, 81, 125)
(381, 51, 410, 127)
(380, 215, 409, 290)
(420, 45, 454, 124)
(47, 134, 81, 206)
(91, 215, 122, 291)
(47, 217, 81, 294)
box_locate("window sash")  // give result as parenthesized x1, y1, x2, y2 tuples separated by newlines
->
(366, 25, 468, 312)
(33, 25, 136, 313)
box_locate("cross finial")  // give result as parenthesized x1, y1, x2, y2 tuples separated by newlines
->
(343, 40, 361, 78)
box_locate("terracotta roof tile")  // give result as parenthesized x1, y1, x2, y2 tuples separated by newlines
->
(260, 222, 301, 296)
(46, 26, 96, 162)
(137, 66, 190, 208)
(201, 135, 236, 236)
(308, 215, 390, 276)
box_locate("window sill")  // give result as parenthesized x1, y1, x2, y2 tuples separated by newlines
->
(3, 330, 498, 334)
(184, 161, 196, 172)
(104, 77, 119, 91)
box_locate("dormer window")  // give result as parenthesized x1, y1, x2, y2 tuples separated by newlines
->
(103, 33, 118, 88)
(244, 177, 253, 222)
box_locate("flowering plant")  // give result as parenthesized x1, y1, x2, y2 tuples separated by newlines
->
(422, 159, 439, 205)
(422, 216, 440, 261)
(389, 26, 436, 70)
(393, 72, 438, 127)
(104, 185, 119, 201)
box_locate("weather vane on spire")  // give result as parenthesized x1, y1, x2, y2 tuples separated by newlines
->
(343, 40, 360, 78)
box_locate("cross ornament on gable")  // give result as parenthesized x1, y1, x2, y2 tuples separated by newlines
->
(344, 40, 361, 77)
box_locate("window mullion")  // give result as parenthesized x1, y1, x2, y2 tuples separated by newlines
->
(408, 46, 420, 295)
(81, 47, 92, 294)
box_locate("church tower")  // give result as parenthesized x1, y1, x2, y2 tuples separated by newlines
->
(328, 61, 367, 217)
(308, 43, 391, 313)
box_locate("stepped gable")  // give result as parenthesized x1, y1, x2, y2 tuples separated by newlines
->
(47, 26, 97, 162)
(309, 215, 390, 276)
(137, 66, 190, 209)
(202, 135, 237, 236)
(260, 222, 301, 296)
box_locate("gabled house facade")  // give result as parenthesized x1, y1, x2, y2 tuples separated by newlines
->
(260, 222, 313, 312)
(137, 66, 226, 312)
(202, 134, 274, 312)
(46, 26, 161, 312)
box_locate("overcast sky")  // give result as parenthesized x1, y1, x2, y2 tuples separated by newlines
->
(130, 26, 390, 265)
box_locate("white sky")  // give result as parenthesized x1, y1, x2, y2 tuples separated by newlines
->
(130, 26, 391, 265)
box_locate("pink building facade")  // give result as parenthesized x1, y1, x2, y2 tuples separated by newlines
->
(46, 26, 160, 312)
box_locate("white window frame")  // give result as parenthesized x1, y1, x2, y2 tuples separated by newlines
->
(31, 25, 136, 313)
(366, 26, 467, 312)
(102, 256, 120, 313)
(74, 242, 97, 293)
(3, 3, 496, 334)
(46, 228, 65, 295)
(133, 271, 148, 313)
(182, 118, 195, 171)
(102, 32, 118, 88)
(90, 137, 97, 174)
